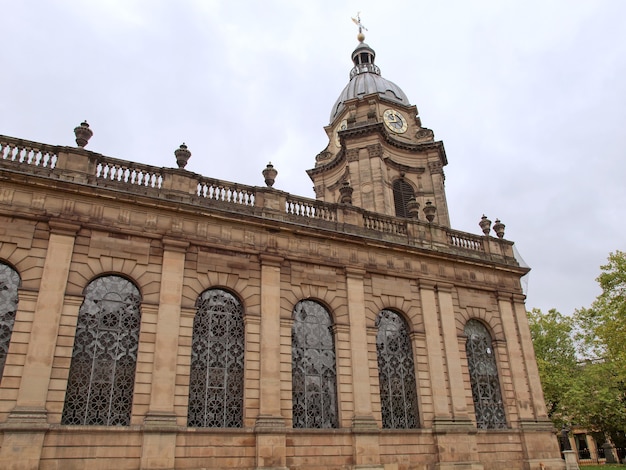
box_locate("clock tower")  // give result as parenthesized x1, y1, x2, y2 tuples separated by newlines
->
(308, 35, 451, 226)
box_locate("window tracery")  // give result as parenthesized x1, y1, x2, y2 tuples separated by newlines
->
(0, 262, 20, 380)
(187, 289, 244, 428)
(61, 275, 141, 426)
(464, 319, 507, 429)
(376, 309, 419, 428)
(292, 300, 338, 429)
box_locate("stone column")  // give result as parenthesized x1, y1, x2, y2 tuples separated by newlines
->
(345, 268, 382, 469)
(255, 254, 287, 470)
(0, 220, 79, 470)
(140, 238, 188, 469)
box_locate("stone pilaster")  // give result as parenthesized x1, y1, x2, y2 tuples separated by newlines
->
(507, 294, 564, 469)
(255, 254, 287, 470)
(511, 293, 549, 420)
(418, 280, 450, 422)
(345, 268, 376, 422)
(0, 220, 79, 470)
(436, 283, 471, 423)
(345, 268, 382, 469)
(496, 291, 535, 422)
(140, 238, 188, 469)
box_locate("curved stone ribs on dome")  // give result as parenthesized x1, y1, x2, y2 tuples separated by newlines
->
(330, 42, 411, 123)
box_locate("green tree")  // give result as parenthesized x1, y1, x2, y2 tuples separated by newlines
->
(565, 360, 626, 444)
(527, 308, 578, 427)
(576, 250, 626, 377)
(573, 251, 626, 442)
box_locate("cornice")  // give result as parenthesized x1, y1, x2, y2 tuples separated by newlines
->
(307, 121, 447, 177)
(0, 161, 525, 276)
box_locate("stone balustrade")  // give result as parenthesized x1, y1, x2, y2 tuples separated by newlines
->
(0, 134, 518, 265)
(0, 136, 57, 169)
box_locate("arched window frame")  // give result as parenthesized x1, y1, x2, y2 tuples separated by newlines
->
(464, 319, 507, 429)
(61, 275, 141, 426)
(187, 288, 245, 428)
(375, 309, 420, 429)
(291, 299, 338, 429)
(392, 178, 415, 218)
(0, 262, 20, 381)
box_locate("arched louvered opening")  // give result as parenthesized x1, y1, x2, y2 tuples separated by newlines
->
(392, 179, 415, 218)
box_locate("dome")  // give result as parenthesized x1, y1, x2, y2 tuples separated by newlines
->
(329, 42, 410, 123)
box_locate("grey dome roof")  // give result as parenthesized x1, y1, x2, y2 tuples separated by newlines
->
(330, 42, 410, 123)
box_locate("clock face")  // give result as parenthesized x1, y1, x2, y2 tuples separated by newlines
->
(335, 119, 348, 146)
(383, 109, 408, 134)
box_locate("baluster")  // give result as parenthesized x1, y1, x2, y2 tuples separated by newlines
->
(8, 144, 17, 161)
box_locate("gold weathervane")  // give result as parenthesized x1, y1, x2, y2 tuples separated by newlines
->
(351, 12, 367, 42)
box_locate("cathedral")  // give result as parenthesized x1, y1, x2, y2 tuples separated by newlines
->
(0, 29, 564, 470)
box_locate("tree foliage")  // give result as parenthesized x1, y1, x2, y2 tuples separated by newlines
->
(576, 250, 626, 378)
(527, 308, 577, 426)
(529, 251, 626, 440)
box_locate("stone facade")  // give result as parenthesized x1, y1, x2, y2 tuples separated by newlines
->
(0, 38, 565, 470)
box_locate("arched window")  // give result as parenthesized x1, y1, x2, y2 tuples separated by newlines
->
(376, 309, 419, 428)
(187, 289, 244, 428)
(0, 262, 20, 381)
(62, 275, 141, 426)
(292, 300, 338, 428)
(464, 319, 507, 429)
(392, 179, 414, 218)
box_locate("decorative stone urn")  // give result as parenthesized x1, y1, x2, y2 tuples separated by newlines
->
(339, 181, 353, 204)
(174, 143, 191, 169)
(423, 201, 437, 222)
(406, 197, 420, 218)
(493, 219, 505, 238)
(74, 121, 93, 148)
(262, 162, 278, 187)
(479, 215, 492, 236)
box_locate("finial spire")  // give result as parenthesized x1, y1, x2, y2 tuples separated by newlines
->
(351, 12, 367, 42)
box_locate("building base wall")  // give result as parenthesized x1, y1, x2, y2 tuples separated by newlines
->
(0, 427, 566, 470)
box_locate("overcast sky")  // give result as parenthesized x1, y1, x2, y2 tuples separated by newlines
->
(2, 1, 625, 316)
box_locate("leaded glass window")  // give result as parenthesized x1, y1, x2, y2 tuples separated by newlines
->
(187, 289, 244, 428)
(392, 179, 414, 218)
(0, 263, 20, 380)
(376, 309, 419, 428)
(61, 275, 141, 426)
(464, 319, 507, 429)
(292, 300, 338, 429)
